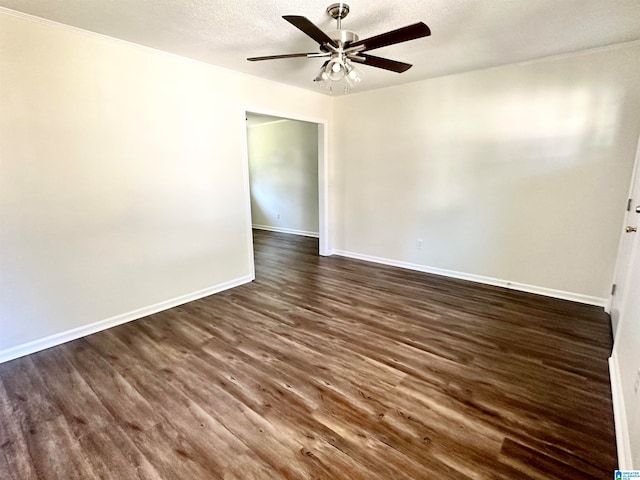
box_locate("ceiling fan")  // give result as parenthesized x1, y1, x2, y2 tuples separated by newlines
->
(247, 3, 431, 93)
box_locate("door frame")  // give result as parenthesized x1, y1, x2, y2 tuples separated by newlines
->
(609, 133, 640, 337)
(240, 107, 330, 278)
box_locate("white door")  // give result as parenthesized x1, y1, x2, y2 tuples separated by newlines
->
(611, 149, 640, 337)
(611, 193, 640, 468)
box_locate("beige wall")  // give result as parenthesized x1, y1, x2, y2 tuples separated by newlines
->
(3, 5, 638, 461)
(0, 10, 331, 354)
(333, 42, 640, 301)
(3, 5, 640, 362)
(248, 119, 319, 236)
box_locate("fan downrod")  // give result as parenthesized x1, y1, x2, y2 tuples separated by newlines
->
(327, 3, 350, 29)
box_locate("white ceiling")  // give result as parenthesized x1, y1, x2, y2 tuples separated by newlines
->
(2, 0, 640, 96)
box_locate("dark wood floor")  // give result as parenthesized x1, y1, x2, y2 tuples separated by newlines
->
(0, 230, 616, 479)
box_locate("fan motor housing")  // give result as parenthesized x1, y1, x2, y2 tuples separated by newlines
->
(328, 29, 359, 45)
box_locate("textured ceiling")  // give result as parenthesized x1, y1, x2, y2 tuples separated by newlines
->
(2, 0, 640, 96)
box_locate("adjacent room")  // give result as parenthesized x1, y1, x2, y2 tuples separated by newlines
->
(246, 113, 321, 242)
(1, 1, 640, 478)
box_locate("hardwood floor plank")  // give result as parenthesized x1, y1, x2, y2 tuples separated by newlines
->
(77, 425, 164, 480)
(0, 230, 616, 479)
(216, 285, 613, 466)
(125, 422, 220, 480)
(0, 379, 38, 480)
(178, 400, 276, 480)
(0, 357, 62, 433)
(0, 376, 14, 446)
(196, 305, 503, 479)
(29, 348, 115, 440)
(21, 416, 100, 480)
(60, 339, 160, 432)
(498, 437, 605, 480)
(86, 330, 305, 479)
(169, 352, 382, 480)
(191, 345, 419, 480)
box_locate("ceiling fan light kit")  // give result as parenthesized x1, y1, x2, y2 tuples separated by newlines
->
(247, 3, 431, 94)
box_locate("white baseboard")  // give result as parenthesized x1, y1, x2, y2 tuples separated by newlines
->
(331, 250, 607, 307)
(0, 275, 253, 364)
(252, 224, 319, 238)
(609, 352, 632, 470)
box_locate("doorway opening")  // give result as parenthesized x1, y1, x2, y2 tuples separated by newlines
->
(243, 110, 329, 278)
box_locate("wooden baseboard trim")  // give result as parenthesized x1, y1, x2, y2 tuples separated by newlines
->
(0, 275, 253, 364)
(252, 224, 319, 238)
(609, 352, 632, 470)
(331, 250, 606, 307)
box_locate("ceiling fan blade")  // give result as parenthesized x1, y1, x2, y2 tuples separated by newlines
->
(347, 22, 431, 52)
(283, 15, 338, 48)
(349, 54, 413, 73)
(247, 53, 318, 61)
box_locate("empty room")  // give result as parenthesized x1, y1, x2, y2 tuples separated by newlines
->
(2, 1, 640, 479)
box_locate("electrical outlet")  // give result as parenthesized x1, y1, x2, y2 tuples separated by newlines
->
(276, 213, 280, 220)
(416, 239, 423, 250)
(635, 369, 640, 394)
